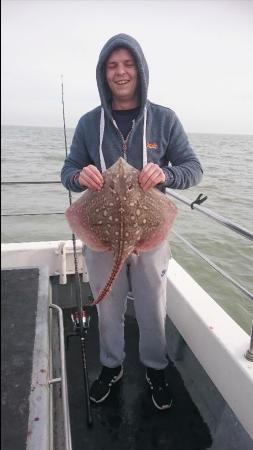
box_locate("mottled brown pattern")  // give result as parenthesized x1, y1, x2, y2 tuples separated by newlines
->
(65, 158, 177, 304)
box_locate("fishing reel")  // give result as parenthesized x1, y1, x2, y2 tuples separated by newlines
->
(71, 309, 91, 331)
(66, 307, 91, 350)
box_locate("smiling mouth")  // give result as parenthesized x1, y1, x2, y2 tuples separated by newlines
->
(115, 80, 129, 85)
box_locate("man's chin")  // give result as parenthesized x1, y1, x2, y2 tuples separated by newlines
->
(114, 90, 135, 100)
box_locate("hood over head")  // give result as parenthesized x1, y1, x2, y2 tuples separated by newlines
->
(96, 33, 149, 118)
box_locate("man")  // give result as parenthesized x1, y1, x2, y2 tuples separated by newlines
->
(61, 33, 203, 410)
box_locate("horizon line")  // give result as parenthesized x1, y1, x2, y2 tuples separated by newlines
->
(1, 123, 253, 137)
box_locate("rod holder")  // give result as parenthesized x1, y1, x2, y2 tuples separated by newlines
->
(59, 242, 67, 284)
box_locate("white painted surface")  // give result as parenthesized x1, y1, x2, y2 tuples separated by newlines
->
(1, 240, 83, 279)
(166, 258, 253, 439)
(26, 267, 50, 450)
(1, 240, 253, 438)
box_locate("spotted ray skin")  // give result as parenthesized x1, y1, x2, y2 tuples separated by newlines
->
(65, 158, 177, 304)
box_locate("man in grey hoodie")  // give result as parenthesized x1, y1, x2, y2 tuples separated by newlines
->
(61, 33, 203, 410)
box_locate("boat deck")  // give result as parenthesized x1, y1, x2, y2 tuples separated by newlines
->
(1, 269, 39, 450)
(2, 268, 212, 449)
(64, 305, 212, 450)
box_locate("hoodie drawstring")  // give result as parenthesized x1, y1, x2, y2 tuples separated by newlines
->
(99, 107, 107, 173)
(99, 106, 148, 172)
(142, 106, 147, 167)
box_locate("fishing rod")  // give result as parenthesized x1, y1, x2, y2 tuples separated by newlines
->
(61, 75, 93, 427)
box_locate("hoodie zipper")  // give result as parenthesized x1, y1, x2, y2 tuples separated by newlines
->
(112, 119, 135, 161)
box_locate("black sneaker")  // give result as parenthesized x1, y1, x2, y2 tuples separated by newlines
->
(146, 367, 173, 410)
(89, 365, 123, 403)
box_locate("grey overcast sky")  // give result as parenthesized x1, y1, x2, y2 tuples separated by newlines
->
(2, 0, 253, 134)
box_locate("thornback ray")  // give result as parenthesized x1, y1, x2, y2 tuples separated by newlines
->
(65, 157, 177, 304)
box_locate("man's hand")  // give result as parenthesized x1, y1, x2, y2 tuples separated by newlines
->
(139, 163, 165, 190)
(78, 165, 104, 191)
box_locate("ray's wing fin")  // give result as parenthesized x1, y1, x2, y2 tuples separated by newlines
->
(65, 191, 110, 251)
(135, 190, 177, 252)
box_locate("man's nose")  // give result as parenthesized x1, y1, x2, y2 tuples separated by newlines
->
(116, 63, 126, 76)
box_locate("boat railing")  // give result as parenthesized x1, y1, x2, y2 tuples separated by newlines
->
(2, 179, 252, 237)
(166, 188, 253, 242)
(49, 303, 72, 450)
(165, 188, 253, 361)
(165, 188, 253, 302)
(2, 180, 253, 297)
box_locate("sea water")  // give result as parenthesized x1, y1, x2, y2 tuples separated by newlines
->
(1, 125, 253, 332)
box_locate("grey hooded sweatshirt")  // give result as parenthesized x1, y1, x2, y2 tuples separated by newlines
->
(61, 33, 203, 192)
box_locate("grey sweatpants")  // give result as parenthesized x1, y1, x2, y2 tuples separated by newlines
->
(84, 241, 171, 370)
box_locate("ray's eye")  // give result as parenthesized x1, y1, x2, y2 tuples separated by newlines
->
(128, 183, 134, 191)
(109, 181, 115, 190)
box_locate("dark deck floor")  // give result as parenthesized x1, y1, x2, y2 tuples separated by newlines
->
(64, 305, 212, 450)
(1, 269, 39, 450)
(2, 269, 212, 450)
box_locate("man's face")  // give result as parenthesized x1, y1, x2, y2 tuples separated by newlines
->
(105, 47, 139, 106)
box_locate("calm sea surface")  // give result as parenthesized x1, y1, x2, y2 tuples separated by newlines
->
(1, 125, 253, 333)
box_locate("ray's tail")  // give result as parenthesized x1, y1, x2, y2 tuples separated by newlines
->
(91, 252, 128, 305)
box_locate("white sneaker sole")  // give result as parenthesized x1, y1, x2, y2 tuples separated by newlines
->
(152, 395, 173, 410)
(146, 373, 173, 410)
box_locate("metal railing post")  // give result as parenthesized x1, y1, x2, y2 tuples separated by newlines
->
(245, 322, 253, 362)
(49, 304, 72, 450)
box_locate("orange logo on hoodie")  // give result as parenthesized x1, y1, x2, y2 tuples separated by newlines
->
(147, 142, 158, 149)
